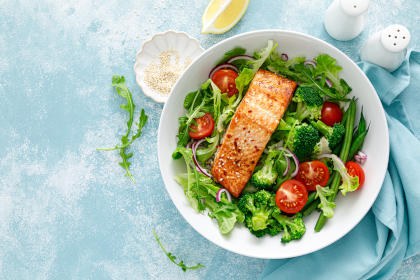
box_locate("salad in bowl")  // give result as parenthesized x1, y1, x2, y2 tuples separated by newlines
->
(158, 30, 388, 258)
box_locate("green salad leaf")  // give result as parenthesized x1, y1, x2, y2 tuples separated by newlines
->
(265, 51, 352, 100)
(215, 47, 246, 65)
(174, 170, 244, 235)
(153, 230, 205, 272)
(97, 75, 148, 182)
(315, 185, 336, 218)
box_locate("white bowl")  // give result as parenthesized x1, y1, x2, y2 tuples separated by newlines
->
(134, 31, 204, 103)
(158, 30, 389, 259)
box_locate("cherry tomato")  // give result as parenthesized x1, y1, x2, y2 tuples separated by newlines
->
(321, 102, 343, 126)
(296, 161, 330, 191)
(189, 113, 214, 139)
(345, 161, 365, 190)
(211, 69, 239, 97)
(275, 179, 308, 213)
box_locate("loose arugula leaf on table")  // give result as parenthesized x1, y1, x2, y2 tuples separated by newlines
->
(98, 109, 148, 151)
(97, 75, 148, 182)
(153, 230, 205, 272)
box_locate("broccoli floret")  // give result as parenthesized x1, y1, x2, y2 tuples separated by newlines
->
(292, 87, 323, 121)
(267, 218, 283, 236)
(238, 191, 275, 232)
(244, 216, 268, 237)
(272, 209, 306, 243)
(288, 123, 320, 160)
(250, 148, 280, 190)
(312, 120, 345, 149)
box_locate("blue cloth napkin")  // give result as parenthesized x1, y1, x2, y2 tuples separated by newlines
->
(260, 51, 420, 280)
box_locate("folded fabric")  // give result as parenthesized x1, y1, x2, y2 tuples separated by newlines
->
(260, 51, 420, 280)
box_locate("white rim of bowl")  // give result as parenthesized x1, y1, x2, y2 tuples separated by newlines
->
(157, 29, 390, 259)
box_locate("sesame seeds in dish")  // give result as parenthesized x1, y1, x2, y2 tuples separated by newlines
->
(134, 31, 204, 103)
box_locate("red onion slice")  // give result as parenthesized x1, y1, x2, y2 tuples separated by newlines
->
(304, 60, 316, 68)
(285, 148, 299, 177)
(274, 146, 296, 177)
(325, 78, 333, 88)
(281, 53, 288, 61)
(282, 153, 290, 176)
(354, 151, 367, 165)
(191, 139, 212, 178)
(216, 188, 232, 203)
(315, 75, 332, 88)
(209, 63, 239, 79)
(317, 154, 344, 166)
(226, 55, 254, 64)
(186, 141, 192, 149)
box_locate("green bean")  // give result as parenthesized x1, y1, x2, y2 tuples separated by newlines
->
(315, 99, 356, 232)
(333, 105, 350, 156)
(353, 110, 366, 139)
(326, 174, 334, 186)
(303, 199, 320, 216)
(357, 111, 366, 136)
(348, 130, 368, 160)
(332, 142, 342, 156)
(302, 192, 317, 211)
(341, 105, 349, 125)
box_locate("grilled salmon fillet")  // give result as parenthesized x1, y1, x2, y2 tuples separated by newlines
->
(211, 69, 297, 197)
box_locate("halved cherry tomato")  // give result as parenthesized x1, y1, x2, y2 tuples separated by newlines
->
(275, 179, 308, 213)
(321, 102, 343, 126)
(211, 69, 239, 97)
(345, 161, 365, 190)
(296, 161, 330, 191)
(189, 113, 214, 139)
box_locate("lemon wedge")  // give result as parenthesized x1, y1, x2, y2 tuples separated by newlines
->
(202, 0, 249, 34)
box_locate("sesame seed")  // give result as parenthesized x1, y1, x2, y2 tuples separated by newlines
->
(144, 50, 192, 96)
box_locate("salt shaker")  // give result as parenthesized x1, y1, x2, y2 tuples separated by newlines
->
(324, 0, 370, 41)
(360, 24, 411, 72)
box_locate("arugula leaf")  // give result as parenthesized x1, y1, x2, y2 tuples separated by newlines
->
(313, 54, 352, 97)
(215, 47, 246, 65)
(119, 147, 134, 181)
(292, 63, 349, 100)
(183, 91, 199, 109)
(235, 68, 254, 97)
(98, 109, 148, 151)
(97, 75, 148, 182)
(314, 54, 342, 91)
(153, 230, 205, 272)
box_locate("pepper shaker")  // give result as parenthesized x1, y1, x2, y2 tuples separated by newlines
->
(324, 0, 370, 41)
(360, 24, 411, 72)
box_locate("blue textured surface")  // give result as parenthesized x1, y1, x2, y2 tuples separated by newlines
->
(0, 0, 419, 279)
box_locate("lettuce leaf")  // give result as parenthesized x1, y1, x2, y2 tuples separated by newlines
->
(315, 185, 336, 218)
(174, 171, 244, 235)
(328, 154, 360, 195)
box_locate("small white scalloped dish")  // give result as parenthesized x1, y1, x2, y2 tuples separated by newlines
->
(134, 31, 204, 103)
(158, 30, 389, 259)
